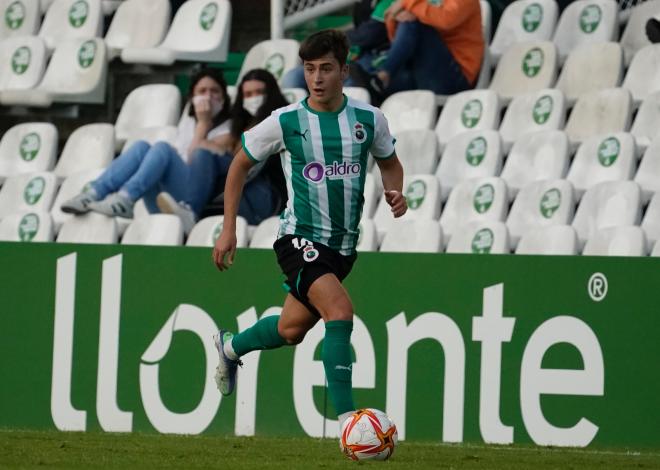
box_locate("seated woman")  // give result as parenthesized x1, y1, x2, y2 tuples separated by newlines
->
(61, 67, 233, 218)
(157, 68, 290, 233)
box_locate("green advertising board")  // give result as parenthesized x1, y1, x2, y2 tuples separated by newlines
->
(0, 242, 658, 449)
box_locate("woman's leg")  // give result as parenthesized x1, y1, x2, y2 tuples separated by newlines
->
(90, 141, 151, 199)
(185, 148, 233, 215)
(237, 174, 278, 225)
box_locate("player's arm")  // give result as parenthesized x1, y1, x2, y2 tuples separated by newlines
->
(213, 148, 255, 271)
(376, 154, 407, 218)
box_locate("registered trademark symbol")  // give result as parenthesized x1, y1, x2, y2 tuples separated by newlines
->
(588, 272, 608, 302)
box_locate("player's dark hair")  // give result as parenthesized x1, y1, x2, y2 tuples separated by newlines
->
(187, 66, 231, 127)
(299, 29, 349, 67)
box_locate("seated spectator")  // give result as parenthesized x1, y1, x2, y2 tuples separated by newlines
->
(61, 67, 233, 218)
(157, 68, 290, 233)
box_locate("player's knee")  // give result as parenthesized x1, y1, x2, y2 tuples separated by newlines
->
(278, 324, 307, 345)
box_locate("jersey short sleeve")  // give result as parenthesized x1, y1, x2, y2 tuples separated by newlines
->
(370, 109, 396, 160)
(241, 113, 285, 162)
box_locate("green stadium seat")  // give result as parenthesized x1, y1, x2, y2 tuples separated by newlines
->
(0, 122, 57, 184)
(0, 0, 41, 39)
(0, 36, 47, 98)
(0, 171, 58, 218)
(0, 210, 53, 241)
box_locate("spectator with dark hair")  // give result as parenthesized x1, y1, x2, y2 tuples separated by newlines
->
(158, 68, 290, 233)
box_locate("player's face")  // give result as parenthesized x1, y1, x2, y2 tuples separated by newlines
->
(303, 53, 348, 109)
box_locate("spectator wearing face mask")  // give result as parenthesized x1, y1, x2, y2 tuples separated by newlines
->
(157, 68, 290, 233)
(61, 67, 233, 219)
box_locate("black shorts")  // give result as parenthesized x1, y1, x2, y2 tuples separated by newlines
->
(273, 235, 357, 317)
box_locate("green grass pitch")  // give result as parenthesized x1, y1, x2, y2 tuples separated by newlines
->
(1, 430, 659, 469)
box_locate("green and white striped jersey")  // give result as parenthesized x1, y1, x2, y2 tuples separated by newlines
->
(242, 95, 396, 255)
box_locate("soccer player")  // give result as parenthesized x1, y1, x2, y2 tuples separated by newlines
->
(212, 29, 407, 426)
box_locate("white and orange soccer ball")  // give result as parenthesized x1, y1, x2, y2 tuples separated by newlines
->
(339, 408, 398, 461)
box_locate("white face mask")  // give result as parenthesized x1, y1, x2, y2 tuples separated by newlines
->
(192, 95, 225, 118)
(243, 94, 265, 116)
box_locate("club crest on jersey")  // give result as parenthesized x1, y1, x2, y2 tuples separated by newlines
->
(302, 161, 362, 183)
(353, 122, 367, 144)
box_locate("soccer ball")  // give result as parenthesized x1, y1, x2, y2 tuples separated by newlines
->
(339, 408, 398, 461)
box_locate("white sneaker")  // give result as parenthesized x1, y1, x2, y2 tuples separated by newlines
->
(88, 192, 134, 218)
(157, 192, 196, 235)
(60, 190, 98, 214)
(213, 330, 242, 396)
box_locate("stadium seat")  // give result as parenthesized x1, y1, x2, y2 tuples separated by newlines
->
(445, 220, 510, 254)
(53, 123, 114, 181)
(104, 0, 171, 59)
(634, 136, 660, 202)
(56, 212, 118, 243)
(0, 171, 57, 218)
(249, 216, 280, 249)
(567, 132, 636, 199)
(101, 0, 120, 15)
(121, 0, 230, 65)
(436, 129, 503, 201)
(641, 192, 660, 249)
(186, 215, 248, 248)
(237, 39, 300, 84)
(499, 88, 566, 151)
(515, 224, 579, 255)
(630, 91, 660, 151)
(439, 176, 508, 242)
(393, 129, 438, 176)
(0, 0, 41, 38)
(0, 210, 53, 241)
(651, 240, 660, 257)
(380, 218, 443, 253)
(0, 36, 47, 94)
(489, 41, 558, 104)
(121, 213, 183, 246)
(582, 226, 647, 256)
(356, 218, 378, 252)
(38, 0, 103, 51)
(282, 87, 307, 104)
(114, 197, 147, 237)
(343, 86, 370, 104)
(555, 42, 623, 106)
(0, 122, 57, 183)
(374, 174, 441, 243)
(506, 178, 575, 247)
(435, 89, 500, 151)
(500, 130, 569, 199)
(572, 180, 642, 247)
(622, 44, 660, 106)
(1, 37, 108, 107)
(552, 0, 618, 63)
(381, 90, 438, 135)
(114, 84, 181, 149)
(362, 173, 380, 219)
(480, 0, 492, 43)
(564, 88, 632, 147)
(620, 0, 660, 66)
(121, 126, 178, 153)
(489, 0, 559, 64)
(39, 0, 53, 13)
(50, 168, 104, 231)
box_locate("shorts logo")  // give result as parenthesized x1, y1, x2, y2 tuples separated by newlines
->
(353, 122, 367, 144)
(302, 161, 361, 183)
(292, 237, 319, 262)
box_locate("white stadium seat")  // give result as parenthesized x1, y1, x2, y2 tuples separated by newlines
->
(114, 84, 182, 149)
(555, 42, 623, 106)
(187, 215, 248, 248)
(634, 136, 660, 202)
(0, 171, 57, 218)
(620, 0, 660, 66)
(362, 173, 379, 220)
(564, 88, 632, 147)
(121, 126, 178, 153)
(506, 178, 575, 247)
(381, 90, 438, 135)
(436, 129, 503, 201)
(435, 89, 500, 151)
(480, 0, 492, 43)
(440, 176, 508, 242)
(0, 36, 47, 96)
(38, 0, 103, 51)
(0, 122, 57, 183)
(393, 129, 439, 175)
(552, 0, 618, 63)
(50, 168, 104, 232)
(489, 41, 558, 104)
(56, 212, 118, 244)
(582, 226, 647, 256)
(641, 192, 660, 249)
(652, 240, 660, 257)
(121, 0, 231, 65)
(630, 91, 660, 151)
(446, 220, 510, 254)
(380, 218, 443, 253)
(343, 86, 370, 104)
(282, 87, 307, 104)
(572, 180, 642, 247)
(104, 0, 171, 59)
(0, 210, 53, 241)
(0, 0, 41, 38)
(622, 44, 660, 106)
(499, 88, 566, 151)
(237, 39, 300, 84)
(515, 224, 579, 255)
(54, 123, 114, 181)
(356, 218, 378, 252)
(39, 0, 53, 13)
(500, 130, 569, 199)
(489, 0, 559, 63)
(249, 216, 280, 249)
(121, 213, 183, 246)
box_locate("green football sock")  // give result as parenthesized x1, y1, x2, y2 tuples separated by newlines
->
(231, 315, 287, 357)
(322, 320, 355, 416)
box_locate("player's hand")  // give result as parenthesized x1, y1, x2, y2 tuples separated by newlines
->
(385, 190, 407, 218)
(213, 229, 237, 271)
